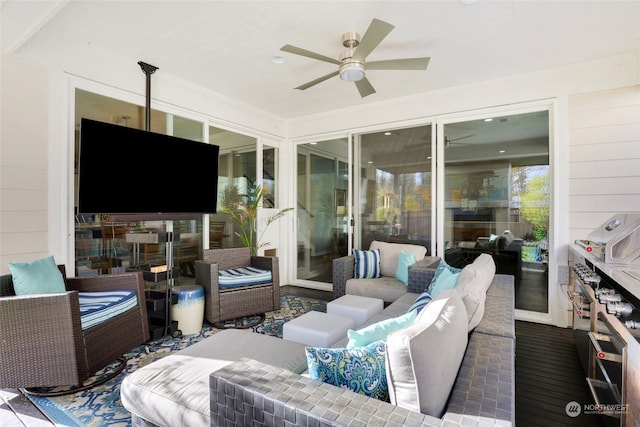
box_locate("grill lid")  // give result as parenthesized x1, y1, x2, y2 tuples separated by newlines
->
(586, 213, 640, 264)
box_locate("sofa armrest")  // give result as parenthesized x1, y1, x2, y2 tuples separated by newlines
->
(210, 358, 440, 426)
(332, 255, 355, 299)
(407, 256, 440, 294)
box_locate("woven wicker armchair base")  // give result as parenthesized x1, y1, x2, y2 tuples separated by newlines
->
(195, 247, 280, 328)
(0, 267, 149, 394)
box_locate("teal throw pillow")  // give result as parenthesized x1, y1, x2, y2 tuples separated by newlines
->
(429, 267, 460, 297)
(347, 310, 417, 348)
(8, 256, 66, 296)
(353, 249, 381, 279)
(394, 251, 416, 286)
(305, 340, 389, 401)
(407, 290, 433, 314)
(427, 260, 461, 294)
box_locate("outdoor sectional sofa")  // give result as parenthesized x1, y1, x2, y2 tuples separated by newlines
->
(121, 256, 515, 427)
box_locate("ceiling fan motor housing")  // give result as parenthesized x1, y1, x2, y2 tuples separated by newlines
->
(342, 32, 360, 48)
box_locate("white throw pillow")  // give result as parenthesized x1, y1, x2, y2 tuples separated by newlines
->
(456, 253, 496, 331)
(385, 288, 468, 417)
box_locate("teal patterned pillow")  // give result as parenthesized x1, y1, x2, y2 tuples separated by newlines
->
(305, 340, 389, 401)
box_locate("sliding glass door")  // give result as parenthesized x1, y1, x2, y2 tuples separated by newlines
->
(354, 125, 434, 253)
(296, 139, 349, 284)
(440, 110, 550, 313)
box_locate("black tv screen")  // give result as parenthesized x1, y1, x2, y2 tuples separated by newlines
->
(78, 118, 219, 214)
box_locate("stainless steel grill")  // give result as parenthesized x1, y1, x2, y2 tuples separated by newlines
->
(569, 214, 640, 425)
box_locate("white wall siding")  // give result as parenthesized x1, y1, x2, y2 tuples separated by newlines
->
(568, 85, 640, 243)
(0, 54, 50, 273)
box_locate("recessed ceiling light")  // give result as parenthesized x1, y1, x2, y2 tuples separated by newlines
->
(270, 55, 287, 65)
(309, 142, 317, 145)
(384, 131, 392, 136)
(484, 118, 493, 122)
(368, 161, 374, 164)
(498, 150, 506, 153)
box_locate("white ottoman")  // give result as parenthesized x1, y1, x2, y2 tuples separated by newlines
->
(327, 295, 384, 327)
(283, 311, 354, 347)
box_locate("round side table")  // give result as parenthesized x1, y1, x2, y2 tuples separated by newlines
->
(170, 285, 205, 335)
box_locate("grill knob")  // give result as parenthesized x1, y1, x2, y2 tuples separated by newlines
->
(625, 320, 640, 329)
(606, 302, 634, 317)
(599, 293, 622, 303)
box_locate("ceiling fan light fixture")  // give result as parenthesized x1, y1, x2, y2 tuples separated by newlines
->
(339, 61, 365, 82)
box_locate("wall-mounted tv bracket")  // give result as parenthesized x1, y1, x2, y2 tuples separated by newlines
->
(137, 61, 158, 131)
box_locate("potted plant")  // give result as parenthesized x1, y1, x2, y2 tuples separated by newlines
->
(220, 183, 292, 256)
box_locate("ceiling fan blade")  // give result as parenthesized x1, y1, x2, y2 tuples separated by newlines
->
(355, 77, 376, 98)
(366, 57, 430, 70)
(295, 71, 339, 90)
(281, 44, 341, 65)
(352, 18, 394, 61)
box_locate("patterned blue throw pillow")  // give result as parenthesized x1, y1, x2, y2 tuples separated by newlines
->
(353, 249, 381, 279)
(407, 290, 433, 314)
(305, 340, 389, 401)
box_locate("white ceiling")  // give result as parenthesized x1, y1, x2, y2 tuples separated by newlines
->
(3, 0, 640, 120)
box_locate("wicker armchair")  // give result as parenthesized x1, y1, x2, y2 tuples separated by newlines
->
(0, 266, 149, 390)
(195, 247, 280, 324)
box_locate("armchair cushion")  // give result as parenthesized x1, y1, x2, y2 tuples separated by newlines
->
(353, 248, 381, 279)
(79, 290, 138, 330)
(197, 248, 280, 324)
(8, 255, 65, 295)
(218, 266, 272, 289)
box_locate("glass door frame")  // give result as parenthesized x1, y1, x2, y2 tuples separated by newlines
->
(292, 134, 352, 291)
(435, 99, 557, 323)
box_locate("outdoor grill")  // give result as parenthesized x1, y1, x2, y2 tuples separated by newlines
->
(575, 213, 640, 265)
(569, 213, 640, 425)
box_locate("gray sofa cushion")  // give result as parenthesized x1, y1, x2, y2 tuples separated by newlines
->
(345, 276, 407, 302)
(385, 288, 469, 417)
(455, 253, 496, 331)
(369, 240, 427, 277)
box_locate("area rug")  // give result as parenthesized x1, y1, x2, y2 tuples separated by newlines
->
(24, 294, 326, 427)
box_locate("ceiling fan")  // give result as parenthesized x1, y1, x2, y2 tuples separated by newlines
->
(280, 18, 430, 98)
(445, 134, 475, 148)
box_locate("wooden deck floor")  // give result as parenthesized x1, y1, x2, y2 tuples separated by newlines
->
(515, 320, 605, 426)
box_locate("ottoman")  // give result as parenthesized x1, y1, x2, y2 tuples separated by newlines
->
(283, 311, 354, 347)
(327, 294, 384, 327)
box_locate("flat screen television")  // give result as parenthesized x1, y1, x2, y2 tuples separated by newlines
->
(78, 118, 219, 215)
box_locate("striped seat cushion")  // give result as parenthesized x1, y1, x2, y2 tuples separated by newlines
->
(218, 267, 273, 289)
(79, 290, 138, 330)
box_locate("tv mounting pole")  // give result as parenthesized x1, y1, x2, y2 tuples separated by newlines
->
(137, 61, 158, 131)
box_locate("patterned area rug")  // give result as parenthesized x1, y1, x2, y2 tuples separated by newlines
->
(25, 294, 326, 427)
